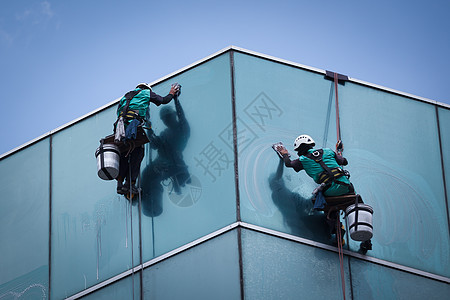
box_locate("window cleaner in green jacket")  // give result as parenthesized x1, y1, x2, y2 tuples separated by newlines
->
(115, 82, 180, 197)
(276, 134, 354, 242)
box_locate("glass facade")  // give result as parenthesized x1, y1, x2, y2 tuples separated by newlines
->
(140, 53, 237, 261)
(142, 230, 241, 299)
(0, 138, 50, 299)
(241, 229, 352, 299)
(340, 83, 449, 277)
(234, 52, 342, 245)
(0, 48, 448, 299)
(350, 257, 450, 299)
(80, 275, 140, 300)
(50, 109, 141, 299)
(438, 107, 450, 212)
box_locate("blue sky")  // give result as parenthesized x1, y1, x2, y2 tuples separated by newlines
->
(1, 0, 449, 155)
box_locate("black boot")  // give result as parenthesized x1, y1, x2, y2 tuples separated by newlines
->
(359, 240, 372, 254)
(117, 181, 127, 195)
(124, 181, 138, 195)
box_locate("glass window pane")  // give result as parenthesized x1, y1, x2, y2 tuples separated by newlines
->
(241, 229, 351, 299)
(438, 107, 450, 216)
(234, 52, 340, 245)
(142, 230, 241, 299)
(140, 53, 237, 260)
(0, 139, 50, 299)
(350, 257, 450, 299)
(340, 84, 449, 277)
(51, 108, 140, 299)
(233, 51, 449, 277)
(80, 274, 140, 300)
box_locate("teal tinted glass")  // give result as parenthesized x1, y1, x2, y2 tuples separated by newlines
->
(140, 53, 236, 260)
(234, 52, 338, 244)
(80, 274, 140, 300)
(438, 107, 450, 212)
(233, 51, 449, 277)
(0, 139, 50, 299)
(142, 230, 241, 299)
(350, 258, 450, 299)
(51, 107, 141, 299)
(339, 84, 449, 277)
(241, 229, 351, 299)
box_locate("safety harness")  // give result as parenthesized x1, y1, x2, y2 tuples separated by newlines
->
(115, 90, 144, 129)
(119, 109, 143, 122)
(305, 149, 351, 192)
(109, 89, 150, 157)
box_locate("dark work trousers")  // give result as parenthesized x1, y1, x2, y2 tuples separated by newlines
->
(327, 210, 340, 234)
(118, 146, 145, 183)
(326, 184, 356, 234)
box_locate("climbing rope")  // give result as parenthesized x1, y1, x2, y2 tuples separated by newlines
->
(128, 158, 135, 300)
(322, 83, 334, 148)
(334, 73, 342, 156)
(334, 72, 346, 300)
(336, 218, 346, 300)
(137, 170, 144, 300)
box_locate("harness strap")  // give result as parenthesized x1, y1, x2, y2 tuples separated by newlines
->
(318, 167, 345, 184)
(114, 89, 142, 130)
(306, 149, 352, 195)
(121, 90, 141, 115)
(119, 110, 144, 122)
(306, 149, 346, 183)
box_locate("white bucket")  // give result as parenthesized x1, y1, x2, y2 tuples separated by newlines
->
(95, 143, 120, 180)
(345, 203, 373, 242)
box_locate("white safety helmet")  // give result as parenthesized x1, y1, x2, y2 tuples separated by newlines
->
(136, 83, 152, 90)
(293, 134, 315, 151)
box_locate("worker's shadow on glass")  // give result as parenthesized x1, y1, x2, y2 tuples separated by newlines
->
(140, 101, 190, 217)
(269, 159, 330, 243)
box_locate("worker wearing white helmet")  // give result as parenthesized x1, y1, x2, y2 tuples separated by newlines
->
(276, 134, 372, 252)
(278, 134, 352, 197)
(276, 135, 353, 240)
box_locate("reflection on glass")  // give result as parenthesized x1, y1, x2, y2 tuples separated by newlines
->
(140, 53, 237, 261)
(140, 97, 190, 217)
(233, 51, 449, 277)
(268, 159, 330, 244)
(234, 51, 340, 245)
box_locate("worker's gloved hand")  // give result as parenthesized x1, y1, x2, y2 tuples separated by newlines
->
(336, 140, 344, 153)
(276, 146, 288, 156)
(170, 83, 181, 96)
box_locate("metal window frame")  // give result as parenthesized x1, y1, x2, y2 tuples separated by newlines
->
(229, 50, 245, 300)
(435, 106, 450, 234)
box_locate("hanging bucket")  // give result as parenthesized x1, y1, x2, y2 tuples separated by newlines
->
(95, 143, 120, 180)
(345, 203, 373, 241)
